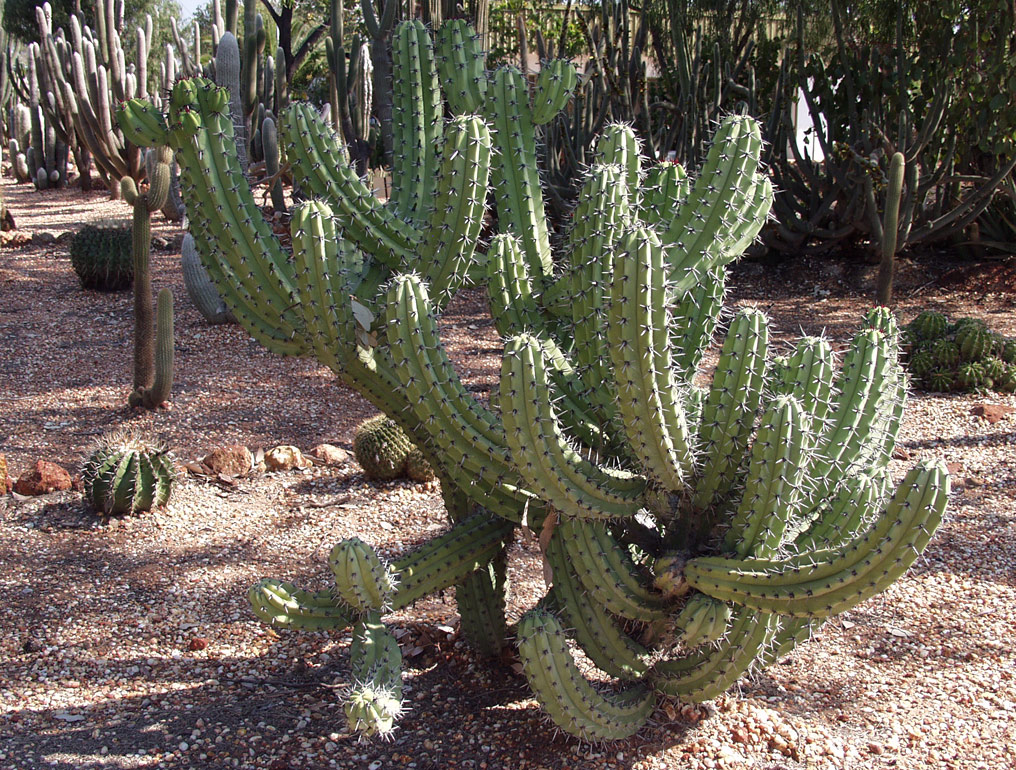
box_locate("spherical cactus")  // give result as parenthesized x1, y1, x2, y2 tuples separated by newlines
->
(998, 364, 1016, 393)
(352, 415, 415, 481)
(405, 446, 436, 483)
(956, 361, 986, 391)
(908, 348, 935, 380)
(927, 369, 955, 392)
(82, 429, 175, 515)
(983, 358, 1006, 384)
(908, 310, 948, 341)
(931, 339, 960, 369)
(951, 317, 987, 334)
(957, 325, 993, 362)
(69, 223, 133, 291)
(1001, 339, 1016, 365)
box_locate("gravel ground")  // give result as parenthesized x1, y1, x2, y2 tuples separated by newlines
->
(1, 178, 1014, 770)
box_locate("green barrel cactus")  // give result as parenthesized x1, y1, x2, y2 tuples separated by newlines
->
(118, 20, 948, 742)
(931, 339, 960, 369)
(69, 223, 133, 291)
(927, 369, 955, 392)
(956, 361, 987, 390)
(908, 348, 935, 380)
(82, 429, 175, 515)
(908, 310, 948, 341)
(353, 415, 415, 481)
(957, 324, 993, 362)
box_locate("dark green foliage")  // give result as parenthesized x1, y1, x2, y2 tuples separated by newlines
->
(69, 224, 133, 291)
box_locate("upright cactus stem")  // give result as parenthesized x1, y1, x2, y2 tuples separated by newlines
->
(126, 147, 175, 409)
(117, 18, 948, 742)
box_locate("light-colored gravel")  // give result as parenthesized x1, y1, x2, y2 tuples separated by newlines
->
(1, 177, 1014, 770)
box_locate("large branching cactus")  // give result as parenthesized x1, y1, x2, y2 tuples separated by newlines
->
(117, 20, 948, 742)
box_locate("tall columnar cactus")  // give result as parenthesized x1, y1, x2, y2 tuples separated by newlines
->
(124, 147, 175, 409)
(34, 0, 148, 194)
(118, 20, 948, 741)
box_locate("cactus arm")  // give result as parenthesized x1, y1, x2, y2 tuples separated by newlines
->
(770, 336, 836, 428)
(329, 538, 397, 612)
(723, 396, 809, 558)
(261, 115, 286, 213)
(485, 67, 553, 283)
(486, 234, 543, 336)
(792, 470, 883, 552)
(281, 103, 418, 266)
(640, 161, 689, 226)
(454, 559, 510, 656)
(517, 609, 656, 741)
(669, 265, 726, 382)
(435, 19, 487, 115)
(135, 288, 174, 408)
(384, 276, 529, 522)
(181, 233, 234, 324)
(530, 59, 578, 125)
(249, 579, 358, 630)
(289, 201, 361, 371)
(116, 97, 170, 146)
(557, 517, 670, 621)
(391, 512, 515, 608)
(417, 115, 492, 309)
(345, 611, 404, 738)
(594, 122, 641, 193)
(652, 607, 779, 701)
(662, 117, 771, 286)
(533, 336, 617, 454)
(389, 21, 442, 223)
(501, 335, 647, 520)
(608, 227, 696, 491)
(545, 535, 650, 680)
(692, 309, 769, 511)
(805, 328, 899, 506)
(569, 164, 629, 414)
(686, 461, 948, 617)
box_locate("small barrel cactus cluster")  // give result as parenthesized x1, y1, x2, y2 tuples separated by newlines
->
(353, 415, 434, 483)
(82, 429, 175, 516)
(905, 311, 1016, 393)
(118, 19, 948, 742)
(69, 223, 133, 291)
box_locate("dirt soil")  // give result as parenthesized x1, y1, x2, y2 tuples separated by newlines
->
(1, 178, 1014, 770)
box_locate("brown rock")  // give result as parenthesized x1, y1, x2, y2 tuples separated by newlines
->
(308, 443, 349, 466)
(0, 453, 10, 494)
(13, 460, 72, 496)
(265, 445, 310, 471)
(188, 637, 209, 651)
(970, 403, 1015, 424)
(202, 445, 253, 476)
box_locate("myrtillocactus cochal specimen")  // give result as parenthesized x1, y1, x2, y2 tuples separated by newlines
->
(117, 20, 947, 741)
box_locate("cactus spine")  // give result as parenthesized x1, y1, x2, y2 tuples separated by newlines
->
(118, 20, 948, 741)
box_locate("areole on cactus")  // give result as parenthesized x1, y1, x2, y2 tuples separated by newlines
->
(117, 20, 948, 742)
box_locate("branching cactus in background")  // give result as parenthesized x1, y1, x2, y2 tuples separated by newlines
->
(118, 20, 948, 742)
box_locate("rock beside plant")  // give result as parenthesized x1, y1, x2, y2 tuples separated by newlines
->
(13, 460, 72, 496)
